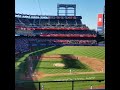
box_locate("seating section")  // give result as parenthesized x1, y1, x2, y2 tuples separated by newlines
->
(15, 15, 97, 52)
(15, 17, 83, 27)
(15, 37, 30, 54)
(15, 29, 97, 37)
(15, 37, 97, 54)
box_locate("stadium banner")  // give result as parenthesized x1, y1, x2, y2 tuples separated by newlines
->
(97, 14, 103, 32)
(97, 14, 103, 27)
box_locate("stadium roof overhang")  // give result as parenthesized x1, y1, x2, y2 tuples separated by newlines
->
(15, 13, 82, 19)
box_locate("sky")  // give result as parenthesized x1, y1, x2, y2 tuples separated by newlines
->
(15, 0, 105, 29)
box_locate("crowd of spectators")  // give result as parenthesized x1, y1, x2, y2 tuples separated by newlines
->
(15, 37, 30, 54)
(15, 37, 97, 54)
(33, 30, 96, 34)
(15, 17, 98, 54)
(15, 28, 97, 37)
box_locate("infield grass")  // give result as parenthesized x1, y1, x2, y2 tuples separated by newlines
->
(15, 46, 105, 89)
(43, 46, 105, 60)
(34, 59, 93, 74)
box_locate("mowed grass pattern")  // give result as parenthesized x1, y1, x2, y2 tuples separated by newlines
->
(44, 46, 105, 60)
(35, 59, 93, 74)
(15, 46, 105, 89)
(38, 81, 105, 90)
(21, 73, 104, 90)
(39, 73, 105, 81)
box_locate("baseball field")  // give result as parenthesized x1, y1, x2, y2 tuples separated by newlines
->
(15, 46, 105, 90)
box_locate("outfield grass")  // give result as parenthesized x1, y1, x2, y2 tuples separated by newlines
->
(44, 46, 105, 60)
(15, 46, 105, 89)
(16, 73, 104, 90)
(37, 81, 105, 90)
(18, 73, 104, 90)
(18, 80, 105, 90)
(15, 46, 105, 77)
(39, 73, 105, 81)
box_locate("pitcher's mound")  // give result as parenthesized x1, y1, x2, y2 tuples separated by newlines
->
(53, 63, 65, 67)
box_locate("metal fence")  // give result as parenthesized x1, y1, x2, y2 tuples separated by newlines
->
(15, 79, 105, 90)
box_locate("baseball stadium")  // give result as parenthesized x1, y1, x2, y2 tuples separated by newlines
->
(15, 1, 105, 90)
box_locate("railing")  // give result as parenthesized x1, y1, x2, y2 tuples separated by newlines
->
(15, 26, 89, 31)
(15, 79, 105, 90)
(39, 34, 96, 38)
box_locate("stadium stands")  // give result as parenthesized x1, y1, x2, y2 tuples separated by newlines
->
(15, 13, 97, 54)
